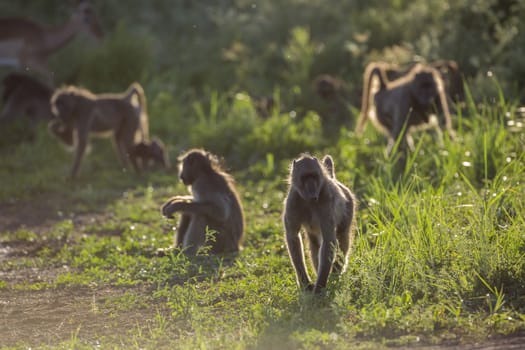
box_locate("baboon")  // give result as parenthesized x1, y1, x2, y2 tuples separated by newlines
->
(312, 74, 352, 136)
(161, 149, 245, 255)
(314, 74, 345, 100)
(0, 73, 54, 126)
(356, 61, 455, 153)
(367, 60, 465, 105)
(283, 154, 356, 293)
(250, 95, 275, 119)
(133, 137, 170, 169)
(49, 82, 149, 178)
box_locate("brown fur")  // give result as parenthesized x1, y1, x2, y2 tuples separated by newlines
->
(161, 149, 245, 255)
(133, 137, 170, 170)
(49, 82, 149, 178)
(283, 154, 356, 293)
(356, 61, 455, 153)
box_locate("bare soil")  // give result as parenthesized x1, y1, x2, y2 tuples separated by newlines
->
(1, 198, 524, 349)
(0, 198, 168, 348)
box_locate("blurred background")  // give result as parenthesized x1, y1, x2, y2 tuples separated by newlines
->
(1, 0, 524, 168)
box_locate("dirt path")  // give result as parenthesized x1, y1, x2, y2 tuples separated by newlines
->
(1, 199, 524, 349)
(0, 286, 168, 347)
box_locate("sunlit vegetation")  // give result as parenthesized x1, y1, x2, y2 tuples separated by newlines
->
(1, 1, 524, 349)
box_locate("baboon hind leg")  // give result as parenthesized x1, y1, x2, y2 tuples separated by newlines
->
(333, 226, 351, 274)
(182, 215, 207, 256)
(307, 232, 321, 273)
(175, 213, 191, 248)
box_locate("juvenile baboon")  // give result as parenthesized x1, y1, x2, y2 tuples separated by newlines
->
(0, 73, 54, 126)
(161, 149, 245, 255)
(49, 82, 149, 178)
(283, 154, 356, 293)
(312, 74, 352, 136)
(356, 61, 455, 153)
(314, 74, 345, 100)
(133, 137, 170, 169)
(250, 95, 275, 119)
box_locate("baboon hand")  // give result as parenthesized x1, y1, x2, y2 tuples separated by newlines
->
(161, 197, 189, 218)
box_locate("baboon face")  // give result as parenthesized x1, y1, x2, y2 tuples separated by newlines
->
(292, 156, 325, 202)
(51, 93, 75, 124)
(413, 72, 438, 106)
(179, 150, 210, 185)
(315, 75, 340, 99)
(149, 140, 169, 168)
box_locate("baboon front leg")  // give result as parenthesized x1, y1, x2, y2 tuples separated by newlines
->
(71, 128, 88, 179)
(161, 201, 227, 223)
(161, 196, 193, 218)
(285, 219, 313, 290)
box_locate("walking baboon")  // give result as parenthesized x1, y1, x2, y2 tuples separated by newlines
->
(133, 137, 170, 169)
(161, 149, 245, 255)
(49, 82, 149, 178)
(356, 61, 455, 153)
(379, 60, 465, 105)
(283, 154, 356, 293)
(0, 73, 54, 126)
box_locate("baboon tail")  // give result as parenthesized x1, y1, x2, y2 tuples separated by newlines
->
(125, 82, 149, 142)
(356, 64, 387, 135)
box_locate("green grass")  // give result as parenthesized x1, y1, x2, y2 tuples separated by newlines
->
(0, 89, 524, 349)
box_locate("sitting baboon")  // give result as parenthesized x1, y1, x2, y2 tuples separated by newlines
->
(356, 61, 456, 153)
(0, 73, 54, 127)
(312, 74, 352, 136)
(49, 82, 149, 178)
(133, 137, 170, 169)
(283, 154, 357, 293)
(161, 149, 245, 255)
(314, 74, 345, 100)
(250, 95, 275, 119)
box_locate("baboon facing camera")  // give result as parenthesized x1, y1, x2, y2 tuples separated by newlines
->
(161, 149, 245, 256)
(283, 154, 356, 293)
(356, 62, 456, 153)
(49, 82, 149, 178)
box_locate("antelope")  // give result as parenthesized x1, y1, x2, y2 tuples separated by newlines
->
(0, 0, 103, 81)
